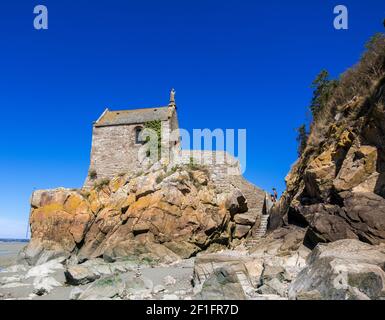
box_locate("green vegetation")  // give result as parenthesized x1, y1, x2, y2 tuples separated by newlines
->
(144, 120, 162, 160)
(296, 124, 308, 157)
(121, 255, 156, 267)
(94, 178, 110, 190)
(298, 33, 385, 149)
(140, 256, 157, 267)
(309, 33, 385, 121)
(365, 32, 384, 50)
(88, 169, 97, 180)
(96, 277, 120, 287)
(309, 70, 338, 118)
(186, 157, 209, 177)
(79, 190, 91, 199)
(188, 156, 199, 170)
(156, 169, 177, 184)
(156, 174, 165, 184)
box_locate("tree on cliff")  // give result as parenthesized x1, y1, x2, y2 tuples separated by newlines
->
(310, 70, 338, 118)
(296, 124, 308, 156)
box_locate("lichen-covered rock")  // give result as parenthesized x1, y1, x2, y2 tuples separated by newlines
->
(270, 67, 385, 247)
(334, 145, 378, 191)
(23, 165, 263, 265)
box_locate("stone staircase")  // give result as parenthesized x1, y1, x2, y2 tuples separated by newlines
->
(254, 214, 269, 237)
(244, 215, 269, 249)
(228, 175, 269, 239)
(216, 174, 271, 244)
(228, 175, 265, 215)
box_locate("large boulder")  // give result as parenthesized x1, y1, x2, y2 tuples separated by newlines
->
(334, 145, 378, 192)
(20, 189, 93, 265)
(196, 266, 247, 300)
(303, 192, 385, 247)
(288, 240, 385, 300)
(65, 259, 136, 285)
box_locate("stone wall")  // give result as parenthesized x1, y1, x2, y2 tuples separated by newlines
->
(173, 150, 241, 189)
(84, 124, 143, 187)
(85, 118, 172, 187)
(84, 107, 242, 191)
(162, 107, 180, 164)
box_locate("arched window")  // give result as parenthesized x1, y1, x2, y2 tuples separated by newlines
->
(135, 126, 144, 144)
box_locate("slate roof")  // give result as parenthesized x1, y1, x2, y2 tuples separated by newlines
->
(95, 106, 170, 127)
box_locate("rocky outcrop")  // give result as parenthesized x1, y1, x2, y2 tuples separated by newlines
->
(192, 226, 310, 300)
(270, 35, 385, 248)
(20, 164, 265, 266)
(5, 230, 385, 300)
(288, 239, 385, 300)
(190, 235, 385, 300)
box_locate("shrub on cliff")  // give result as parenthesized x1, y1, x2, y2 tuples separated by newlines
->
(309, 70, 338, 119)
(88, 169, 97, 180)
(94, 178, 110, 190)
(306, 32, 385, 148)
(296, 124, 308, 157)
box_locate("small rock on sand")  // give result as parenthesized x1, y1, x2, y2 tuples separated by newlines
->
(163, 275, 176, 286)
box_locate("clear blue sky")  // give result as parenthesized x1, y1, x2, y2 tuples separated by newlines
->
(0, 0, 384, 238)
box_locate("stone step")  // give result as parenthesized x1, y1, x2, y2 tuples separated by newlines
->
(244, 239, 261, 248)
(228, 176, 265, 213)
(252, 215, 269, 239)
(219, 175, 268, 240)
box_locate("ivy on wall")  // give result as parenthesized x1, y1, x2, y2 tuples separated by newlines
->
(144, 120, 162, 160)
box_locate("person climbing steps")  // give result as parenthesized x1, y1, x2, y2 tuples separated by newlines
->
(271, 188, 278, 203)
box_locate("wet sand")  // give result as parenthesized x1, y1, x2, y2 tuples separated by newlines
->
(0, 241, 197, 300)
(0, 255, 195, 300)
(0, 242, 27, 269)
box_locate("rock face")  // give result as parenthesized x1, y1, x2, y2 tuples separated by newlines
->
(270, 36, 385, 247)
(288, 240, 385, 300)
(191, 226, 310, 300)
(21, 164, 265, 266)
(190, 235, 385, 300)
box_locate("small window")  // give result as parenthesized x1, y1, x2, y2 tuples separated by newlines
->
(135, 126, 144, 144)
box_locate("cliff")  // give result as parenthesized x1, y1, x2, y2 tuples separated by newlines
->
(270, 33, 385, 247)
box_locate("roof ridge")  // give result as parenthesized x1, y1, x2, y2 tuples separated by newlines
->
(107, 106, 169, 113)
(94, 105, 171, 126)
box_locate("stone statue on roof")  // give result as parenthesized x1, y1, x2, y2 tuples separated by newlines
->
(169, 88, 176, 105)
